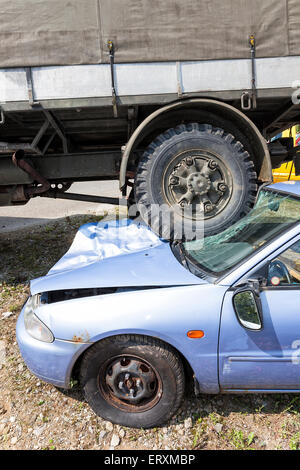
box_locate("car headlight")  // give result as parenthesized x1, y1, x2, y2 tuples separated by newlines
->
(24, 295, 54, 343)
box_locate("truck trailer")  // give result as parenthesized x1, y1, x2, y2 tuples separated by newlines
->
(0, 0, 300, 239)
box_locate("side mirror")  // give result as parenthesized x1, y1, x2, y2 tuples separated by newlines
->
(233, 288, 263, 331)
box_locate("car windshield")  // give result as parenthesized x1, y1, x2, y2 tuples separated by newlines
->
(184, 188, 300, 276)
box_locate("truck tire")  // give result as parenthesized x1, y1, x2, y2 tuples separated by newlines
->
(135, 123, 258, 240)
(79, 335, 185, 429)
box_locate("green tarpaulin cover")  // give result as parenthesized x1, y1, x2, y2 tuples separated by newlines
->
(0, 0, 299, 67)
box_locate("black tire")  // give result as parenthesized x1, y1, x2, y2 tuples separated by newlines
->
(135, 123, 258, 241)
(79, 335, 185, 428)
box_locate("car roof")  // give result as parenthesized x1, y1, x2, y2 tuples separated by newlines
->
(266, 181, 300, 197)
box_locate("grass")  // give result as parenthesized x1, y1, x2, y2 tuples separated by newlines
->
(227, 429, 256, 450)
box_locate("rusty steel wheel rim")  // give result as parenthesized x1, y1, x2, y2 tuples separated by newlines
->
(98, 355, 163, 413)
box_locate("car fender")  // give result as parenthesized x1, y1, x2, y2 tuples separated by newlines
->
(36, 284, 228, 394)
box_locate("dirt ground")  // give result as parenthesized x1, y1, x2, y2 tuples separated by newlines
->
(1, 214, 300, 451)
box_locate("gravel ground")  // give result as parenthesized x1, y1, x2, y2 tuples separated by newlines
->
(1, 214, 300, 451)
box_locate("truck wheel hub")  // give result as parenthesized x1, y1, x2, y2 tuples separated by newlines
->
(187, 173, 211, 196)
(165, 151, 233, 220)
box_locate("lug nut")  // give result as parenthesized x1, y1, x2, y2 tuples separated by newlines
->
(170, 177, 179, 185)
(208, 160, 218, 170)
(218, 183, 228, 193)
(186, 158, 193, 166)
(204, 203, 214, 213)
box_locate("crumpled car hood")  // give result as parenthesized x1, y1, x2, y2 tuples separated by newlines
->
(31, 219, 205, 295)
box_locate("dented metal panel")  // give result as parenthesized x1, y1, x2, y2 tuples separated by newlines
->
(30, 220, 205, 295)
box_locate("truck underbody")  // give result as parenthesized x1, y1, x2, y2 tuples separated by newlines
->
(1, 58, 299, 238)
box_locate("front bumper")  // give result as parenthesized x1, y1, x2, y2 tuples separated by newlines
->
(16, 308, 90, 388)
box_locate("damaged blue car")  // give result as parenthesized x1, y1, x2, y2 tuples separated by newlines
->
(17, 182, 300, 428)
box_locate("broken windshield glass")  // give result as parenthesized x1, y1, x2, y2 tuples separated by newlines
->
(184, 189, 300, 276)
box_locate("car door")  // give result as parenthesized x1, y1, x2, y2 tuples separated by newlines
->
(219, 237, 300, 391)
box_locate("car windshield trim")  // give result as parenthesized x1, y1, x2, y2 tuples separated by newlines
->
(216, 227, 300, 285)
(263, 186, 300, 199)
(171, 241, 218, 283)
(181, 189, 300, 279)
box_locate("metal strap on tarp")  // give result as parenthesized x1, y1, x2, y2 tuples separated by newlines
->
(241, 35, 257, 111)
(107, 41, 118, 118)
(249, 34, 257, 109)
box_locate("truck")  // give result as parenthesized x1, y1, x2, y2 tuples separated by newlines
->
(0, 0, 300, 239)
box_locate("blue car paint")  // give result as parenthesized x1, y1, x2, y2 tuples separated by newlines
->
(16, 309, 89, 388)
(16, 182, 300, 394)
(270, 181, 300, 197)
(26, 284, 227, 393)
(219, 286, 300, 390)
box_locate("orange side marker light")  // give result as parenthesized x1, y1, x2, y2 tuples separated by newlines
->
(187, 330, 205, 339)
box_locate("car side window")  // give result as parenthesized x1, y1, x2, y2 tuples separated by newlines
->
(267, 240, 300, 287)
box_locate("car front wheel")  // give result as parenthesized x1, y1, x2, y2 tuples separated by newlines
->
(79, 335, 185, 428)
